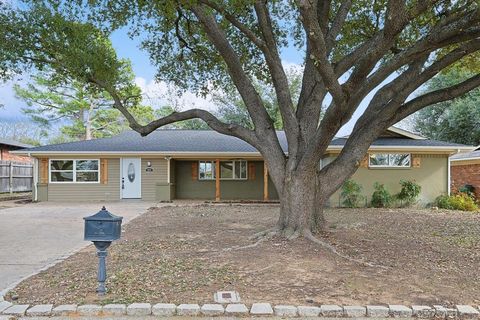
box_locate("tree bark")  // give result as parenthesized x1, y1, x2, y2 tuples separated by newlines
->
(276, 168, 327, 238)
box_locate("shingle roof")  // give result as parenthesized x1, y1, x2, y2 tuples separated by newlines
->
(330, 137, 469, 147)
(21, 130, 288, 153)
(17, 130, 471, 154)
(0, 138, 33, 149)
(451, 150, 480, 161)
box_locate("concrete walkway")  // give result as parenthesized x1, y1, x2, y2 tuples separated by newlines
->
(0, 201, 154, 295)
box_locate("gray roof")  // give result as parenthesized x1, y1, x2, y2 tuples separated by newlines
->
(330, 137, 469, 147)
(18, 130, 471, 154)
(451, 149, 480, 160)
(0, 138, 33, 149)
(21, 130, 288, 153)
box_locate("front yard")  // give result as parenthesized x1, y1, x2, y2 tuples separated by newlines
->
(6, 204, 480, 306)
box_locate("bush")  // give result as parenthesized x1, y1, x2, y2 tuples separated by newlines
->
(371, 182, 393, 208)
(459, 184, 476, 198)
(435, 193, 479, 211)
(397, 180, 422, 206)
(341, 180, 365, 208)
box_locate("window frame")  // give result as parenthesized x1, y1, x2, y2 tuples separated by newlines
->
(49, 159, 101, 184)
(368, 153, 411, 168)
(198, 160, 248, 180)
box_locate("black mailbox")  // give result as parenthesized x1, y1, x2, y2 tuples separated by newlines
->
(84, 206, 123, 242)
(84, 206, 123, 295)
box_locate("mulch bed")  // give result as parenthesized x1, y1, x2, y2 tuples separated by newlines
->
(6, 204, 480, 306)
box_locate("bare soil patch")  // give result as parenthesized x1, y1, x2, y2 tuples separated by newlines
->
(6, 204, 480, 306)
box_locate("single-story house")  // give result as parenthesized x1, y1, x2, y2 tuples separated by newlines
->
(13, 127, 474, 205)
(0, 138, 33, 163)
(450, 148, 480, 198)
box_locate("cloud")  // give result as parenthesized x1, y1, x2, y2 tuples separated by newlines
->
(134, 77, 217, 111)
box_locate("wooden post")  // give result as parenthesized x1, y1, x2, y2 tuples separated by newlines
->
(215, 159, 220, 201)
(9, 162, 13, 194)
(263, 161, 269, 201)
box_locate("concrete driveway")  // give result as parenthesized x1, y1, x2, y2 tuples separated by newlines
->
(0, 200, 154, 295)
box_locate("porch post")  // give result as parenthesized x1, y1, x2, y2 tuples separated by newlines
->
(263, 161, 269, 201)
(215, 159, 220, 201)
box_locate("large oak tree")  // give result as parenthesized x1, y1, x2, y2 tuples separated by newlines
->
(1, 0, 480, 239)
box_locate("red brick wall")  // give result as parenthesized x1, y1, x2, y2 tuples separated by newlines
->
(0, 147, 32, 163)
(451, 163, 480, 198)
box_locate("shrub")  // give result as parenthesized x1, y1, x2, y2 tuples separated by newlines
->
(435, 193, 479, 211)
(371, 182, 393, 208)
(397, 180, 422, 206)
(341, 180, 365, 208)
(459, 184, 476, 198)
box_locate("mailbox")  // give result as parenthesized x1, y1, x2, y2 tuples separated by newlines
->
(84, 206, 122, 242)
(84, 206, 123, 295)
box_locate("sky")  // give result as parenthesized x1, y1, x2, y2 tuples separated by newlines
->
(0, 25, 387, 137)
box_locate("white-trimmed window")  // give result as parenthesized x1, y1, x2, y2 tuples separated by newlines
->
(369, 153, 411, 168)
(50, 159, 100, 183)
(199, 160, 247, 180)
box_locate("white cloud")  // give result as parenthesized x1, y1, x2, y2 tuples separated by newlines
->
(134, 77, 217, 112)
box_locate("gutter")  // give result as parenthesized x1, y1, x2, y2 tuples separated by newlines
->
(11, 145, 476, 156)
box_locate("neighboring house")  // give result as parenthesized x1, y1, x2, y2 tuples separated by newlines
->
(0, 138, 33, 163)
(450, 148, 480, 198)
(13, 127, 473, 205)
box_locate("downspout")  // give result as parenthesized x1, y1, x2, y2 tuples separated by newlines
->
(165, 156, 171, 184)
(448, 148, 460, 196)
(447, 156, 451, 196)
(31, 154, 38, 202)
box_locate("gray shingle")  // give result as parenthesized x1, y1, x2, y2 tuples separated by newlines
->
(451, 150, 480, 160)
(19, 130, 468, 154)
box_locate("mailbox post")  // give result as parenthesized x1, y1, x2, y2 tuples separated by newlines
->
(84, 206, 123, 295)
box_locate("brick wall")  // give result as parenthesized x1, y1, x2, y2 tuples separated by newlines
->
(451, 163, 480, 198)
(0, 147, 32, 163)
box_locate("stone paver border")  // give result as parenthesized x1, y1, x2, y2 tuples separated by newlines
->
(1, 301, 480, 318)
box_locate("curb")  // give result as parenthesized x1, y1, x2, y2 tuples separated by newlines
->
(0, 303, 479, 318)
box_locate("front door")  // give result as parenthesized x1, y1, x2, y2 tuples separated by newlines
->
(121, 158, 142, 199)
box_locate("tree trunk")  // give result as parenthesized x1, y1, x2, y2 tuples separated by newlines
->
(276, 168, 327, 238)
(85, 104, 94, 141)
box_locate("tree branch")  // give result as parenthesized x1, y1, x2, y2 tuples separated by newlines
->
(253, 0, 299, 156)
(298, 0, 347, 107)
(325, 0, 352, 53)
(197, 0, 267, 50)
(88, 76, 260, 147)
(392, 74, 480, 123)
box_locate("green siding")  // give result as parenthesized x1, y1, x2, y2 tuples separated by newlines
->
(47, 158, 121, 201)
(174, 160, 278, 200)
(141, 158, 168, 201)
(328, 154, 448, 207)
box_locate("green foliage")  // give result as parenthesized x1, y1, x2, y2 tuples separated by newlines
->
(396, 180, 422, 206)
(155, 106, 209, 129)
(370, 182, 393, 208)
(459, 184, 476, 198)
(414, 68, 480, 146)
(435, 193, 479, 212)
(340, 180, 365, 208)
(213, 68, 302, 129)
(14, 69, 154, 140)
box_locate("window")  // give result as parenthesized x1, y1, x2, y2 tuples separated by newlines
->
(50, 159, 100, 183)
(198, 160, 247, 180)
(369, 153, 411, 167)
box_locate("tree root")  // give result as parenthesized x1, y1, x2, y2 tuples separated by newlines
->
(223, 237, 268, 251)
(303, 230, 389, 269)
(249, 227, 280, 240)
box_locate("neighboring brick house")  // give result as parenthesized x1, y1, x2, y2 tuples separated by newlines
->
(0, 138, 33, 163)
(450, 149, 480, 198)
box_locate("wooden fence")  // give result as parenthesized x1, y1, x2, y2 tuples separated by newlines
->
(0, 160, 33, 193)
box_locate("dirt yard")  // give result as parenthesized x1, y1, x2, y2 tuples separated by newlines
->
(6, 204, 480, 306)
